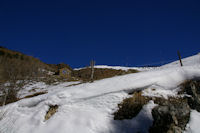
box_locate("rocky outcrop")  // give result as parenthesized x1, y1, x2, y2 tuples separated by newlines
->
(114, 80, 200, 133)
(149, 98, 190, 133)
(150, 79, 200, 133)
(181, 80, 200, 111)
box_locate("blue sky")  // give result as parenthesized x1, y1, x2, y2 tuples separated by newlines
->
(0, 0, 200, 68)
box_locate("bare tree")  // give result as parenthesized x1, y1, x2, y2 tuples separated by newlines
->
(90, 60, 95, 82)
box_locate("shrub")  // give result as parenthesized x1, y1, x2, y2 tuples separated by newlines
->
(0, 50, 5, 56)
(13, 53, 19, 59)
(6, 53, 13, 58)
(0, 88, 19, 106)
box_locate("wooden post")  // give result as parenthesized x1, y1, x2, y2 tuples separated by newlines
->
(177, 51, 183, 67)
(90, 60, 95, 82)
(2, 89, 8, 106)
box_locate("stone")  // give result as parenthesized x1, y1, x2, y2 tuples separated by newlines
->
(149, 98, 190, 133)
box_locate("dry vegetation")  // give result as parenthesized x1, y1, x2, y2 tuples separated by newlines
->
(0, 47, 54, 81)
(114, 91, 149, 120)
(72, 67, 139, 82)
(0, 46, 139, 106)
(0, 46, 54, 106)
(45, 105, 59, 121)
(22, 91, 47, 99)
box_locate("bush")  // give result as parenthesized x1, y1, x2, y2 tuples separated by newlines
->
(5, 88, 19, 105)
(0, 50, 5, 56)
(13, 53, 19, 59)
(0, 88, 19, 106)
(6, 53, 13, 58)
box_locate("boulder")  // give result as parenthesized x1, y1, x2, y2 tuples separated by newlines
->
(181, 80, 200, 111)
(149, 98, 190, 133)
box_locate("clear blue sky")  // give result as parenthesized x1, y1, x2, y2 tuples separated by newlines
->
(0, 0, 200, 68)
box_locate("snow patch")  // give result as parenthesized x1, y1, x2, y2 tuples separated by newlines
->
(185, 110, 200, 133)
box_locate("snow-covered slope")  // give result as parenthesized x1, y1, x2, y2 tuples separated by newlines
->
(1, 54, 200, 133)
(162, 53, 200, 68)
(74, 65, 157, 71)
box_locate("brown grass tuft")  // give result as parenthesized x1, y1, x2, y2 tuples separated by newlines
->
(45, 105, 59, 121)
(22, 91, 47, 99)
(114, 91, 149, 120)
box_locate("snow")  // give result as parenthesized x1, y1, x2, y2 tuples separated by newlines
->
(113, 101, 157, 133)
(185, 110, 200, 133)
(142, 85, 179, 99)
(18, 81, 81, 98)
(74, 65, 157, 71)
(162, 53, 200, 68)
(1, 53, 200, 133)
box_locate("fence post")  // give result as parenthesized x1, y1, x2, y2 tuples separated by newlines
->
(177, 51, 183, 67)
(90, 60, 95, 82)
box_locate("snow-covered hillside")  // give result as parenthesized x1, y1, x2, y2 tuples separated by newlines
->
(1, 54, 200, 133)
(75, 65, 158, 71)
(162, 53, 200, 68)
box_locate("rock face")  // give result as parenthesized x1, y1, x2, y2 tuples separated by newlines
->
(113, 80, 200, 133)
(181, 80, 200, 111)
(149, 98, 190, 133)
(150, 80, 200, 133)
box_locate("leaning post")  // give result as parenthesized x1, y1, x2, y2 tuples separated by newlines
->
(177, 51, 183, 67)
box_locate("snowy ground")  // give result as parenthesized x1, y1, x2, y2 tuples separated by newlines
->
(18, 81, 81, 98)
(1, 53, 200, 133)
(74, 65, 158, 71)
(185, 110, 200, 133)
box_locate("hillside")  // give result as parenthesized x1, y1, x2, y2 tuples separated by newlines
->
(0, 46, 55, 82)
(0, 53, 200, 133)
(162, 53, 200, 68)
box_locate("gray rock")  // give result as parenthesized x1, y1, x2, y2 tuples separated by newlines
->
(183, 80, 200, 111)
(149, 98, 190, 133)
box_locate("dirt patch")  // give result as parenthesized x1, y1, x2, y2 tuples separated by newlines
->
(45, 105, 59, 121)
(114, 91, 149, 120)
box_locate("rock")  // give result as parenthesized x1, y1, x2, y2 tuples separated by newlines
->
(167, 125, 182, 133)
(149, 98, 190, 133)
(181, 80, 200, 112)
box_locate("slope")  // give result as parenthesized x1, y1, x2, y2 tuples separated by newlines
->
(162, 53, 200, 68)
(0, 54, 200, 133)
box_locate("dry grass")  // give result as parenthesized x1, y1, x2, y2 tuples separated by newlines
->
(22, 91, 47, 99)
(72, 68, 139, 82)
(0, 89, 19, 106)
(114, 91, 149, 120)
(45, 105, 59, 121)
